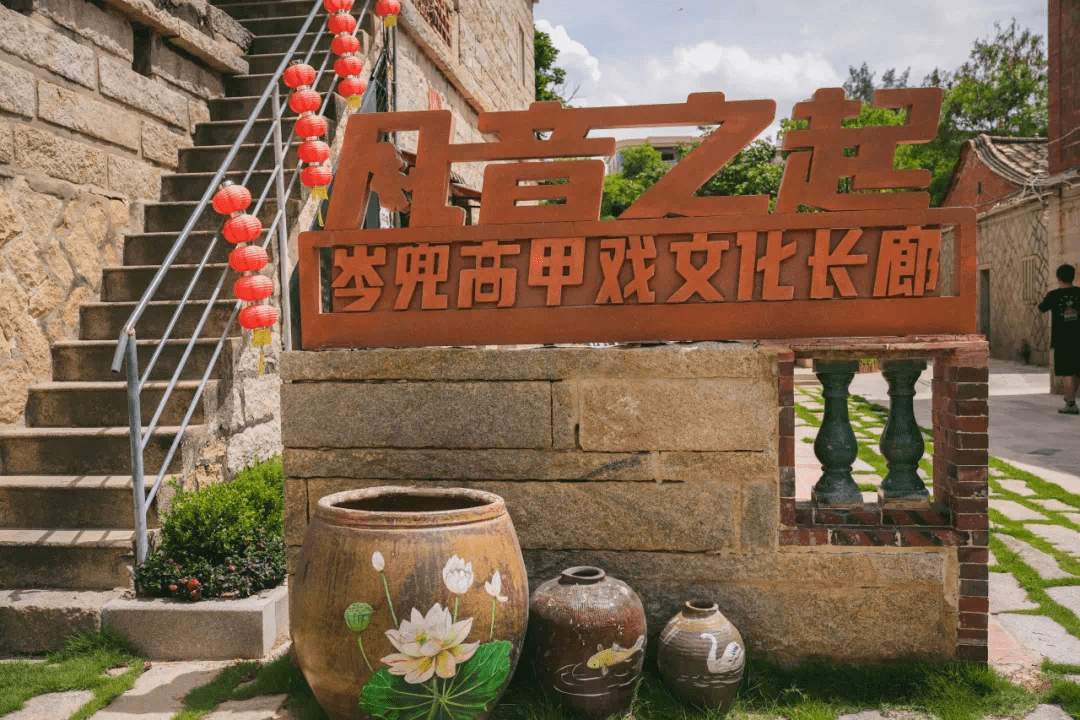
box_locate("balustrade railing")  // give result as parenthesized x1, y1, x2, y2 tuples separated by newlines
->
(113, 0, 384, 563)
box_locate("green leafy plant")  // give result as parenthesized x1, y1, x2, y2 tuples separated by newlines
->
(134, 456, 286, 601)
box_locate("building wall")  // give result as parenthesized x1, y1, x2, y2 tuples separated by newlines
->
(1048, 0, 1080, 176)
(941, 146, 1024, 213)
(387, 0, 536, 189)
(281, 343, 959, 663)
(972, 197, 1051, 365)
(0, 0, 248, 425)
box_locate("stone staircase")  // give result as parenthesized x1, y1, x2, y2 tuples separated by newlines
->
(0, 0, 370, 653)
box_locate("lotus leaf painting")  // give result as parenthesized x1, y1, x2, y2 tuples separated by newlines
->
(346, 553, 513, 720)
(297, 88, 976, 348)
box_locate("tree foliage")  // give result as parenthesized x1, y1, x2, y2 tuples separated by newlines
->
(534, 28, 569, 104)
(596, 18, 1047, 214)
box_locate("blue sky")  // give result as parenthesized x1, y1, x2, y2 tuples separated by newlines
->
(532, 0, 1047, 140)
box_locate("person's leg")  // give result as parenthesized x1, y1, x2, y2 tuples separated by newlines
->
(1055, 348, 1080, 413)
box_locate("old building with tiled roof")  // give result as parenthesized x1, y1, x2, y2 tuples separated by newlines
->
(942, 135, 1048, 213)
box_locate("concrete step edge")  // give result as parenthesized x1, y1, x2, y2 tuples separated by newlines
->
(0, 425, 194, 439)
(28, 380, 206, 392)
(0, 475, 133, 489)
(0, 528, 135, 548)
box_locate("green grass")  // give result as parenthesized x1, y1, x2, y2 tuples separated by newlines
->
(490, 658, 1048, 720)
(174, 656, 327, 720)
(177, 655, 1067, 720)
(0, 631, 144, 719)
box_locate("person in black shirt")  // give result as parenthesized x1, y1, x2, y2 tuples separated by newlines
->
(1038, 264, 1080, 414)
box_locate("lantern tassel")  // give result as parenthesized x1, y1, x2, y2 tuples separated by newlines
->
(312, 186, 329, 226)
(253, 328, 272, 376)
(347, 94, 362, 110)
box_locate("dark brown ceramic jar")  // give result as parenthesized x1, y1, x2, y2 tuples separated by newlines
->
(291, 487, 529, 720)
(526, 566, 647, 719)
(657, 600, 745, 711)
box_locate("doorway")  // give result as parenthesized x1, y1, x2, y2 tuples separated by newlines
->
(978, 268, 991, 339)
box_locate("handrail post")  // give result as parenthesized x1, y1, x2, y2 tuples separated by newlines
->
(124, 329, 149, 565)
(271, 82, 293, 351)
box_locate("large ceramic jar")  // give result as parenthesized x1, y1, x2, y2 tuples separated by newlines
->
(657, 601, 745, 711)
(291, 487, 529, 720)
(527, 566, 647, 719)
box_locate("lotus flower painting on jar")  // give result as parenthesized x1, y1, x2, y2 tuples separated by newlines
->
(291, 487, 529, 720)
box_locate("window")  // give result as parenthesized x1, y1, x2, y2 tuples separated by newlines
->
(1021, 256, 1040, 303)
(132, 24, 153, 77)
(521, 27, 529, 87)
(414, 0, 452, 47)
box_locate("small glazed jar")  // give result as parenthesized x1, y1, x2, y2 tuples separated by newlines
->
(657, 600, 745, 711)
(527, 566, 647, 719)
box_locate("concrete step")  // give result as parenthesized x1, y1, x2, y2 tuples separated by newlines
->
(0, 476, 157, 529)
(0, 589, 125, 653)
(123, 230, 269, 266)
(177, 141, 304, 174)
(238, 14, 319, 36)
(193, 114, 337, 146)
(220, 0, 327, 19)
(253, 24, 342, 57)
(0, 426, 192, 475)
(52, 339, 226, 382)
(0, 528, 134, 590)
(209, 91, 343, 121)
(25, 380, 211, 428)
(225, 69, 335, 97)
(244, 50, 331, 76)
(79, 299, 241, 341)
(102, 263, 235, 302)
(142, 197, 297, 232)
(161, 170, 303, 204)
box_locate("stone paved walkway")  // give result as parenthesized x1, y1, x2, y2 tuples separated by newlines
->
(794, 360, 1080, 680)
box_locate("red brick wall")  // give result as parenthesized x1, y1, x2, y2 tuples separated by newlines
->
(1049, 0, 1080, 175)
(942, 144, 1024, 212)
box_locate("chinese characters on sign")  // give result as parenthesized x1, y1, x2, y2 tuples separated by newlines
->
(298, 89, 977, 349)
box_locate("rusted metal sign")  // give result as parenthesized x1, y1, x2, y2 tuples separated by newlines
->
(298, 88, 976, 349)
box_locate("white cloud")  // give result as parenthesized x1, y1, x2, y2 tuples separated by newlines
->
(535, 21, 843, 142)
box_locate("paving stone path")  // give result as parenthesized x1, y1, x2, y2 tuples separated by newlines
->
(795, 382, 1080, 674)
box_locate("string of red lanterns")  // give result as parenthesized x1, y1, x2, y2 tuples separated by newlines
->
(213, 180, 277, 373)
(284, 61, 332, 226)
(325, 0, 367, 109)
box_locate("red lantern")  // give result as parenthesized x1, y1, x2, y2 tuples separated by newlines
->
(222, 214, 263, 244)
(298, 140, 330, 164)
(295, 114, 328, 139)
(327, 12, 356, 35)
(234, 275, 274, 303)
(331, 34, 360, 56)
(302, 164, 334, 189)
(338, 77, 366, 101)
(375, 0, 401, 25)
(334, 55, 363, 78)
(212, 183, 251, 215)
(229, 245, 268, 273)
(288, 88, 322, 114)
(283, 63, 316, 89)
(323, 0, 353, 11)
(239, 304, 278, 330)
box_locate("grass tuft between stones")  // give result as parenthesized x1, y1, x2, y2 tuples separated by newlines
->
(0, 630, 144, 719)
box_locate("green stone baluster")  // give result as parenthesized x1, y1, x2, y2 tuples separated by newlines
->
(812, 360, 863, 507)
(879, 359, 930, 505)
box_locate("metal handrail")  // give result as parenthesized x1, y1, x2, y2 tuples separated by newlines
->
(114, 0, 384, 563)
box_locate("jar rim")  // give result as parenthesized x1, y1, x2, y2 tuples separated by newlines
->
(683, 600, 719, 617)
(559, 566, 606, 585)
(315, 486, 506, 528)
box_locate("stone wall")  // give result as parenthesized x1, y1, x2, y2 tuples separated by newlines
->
(0, 0, 249, 425)
(280, 343, 959, 663)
